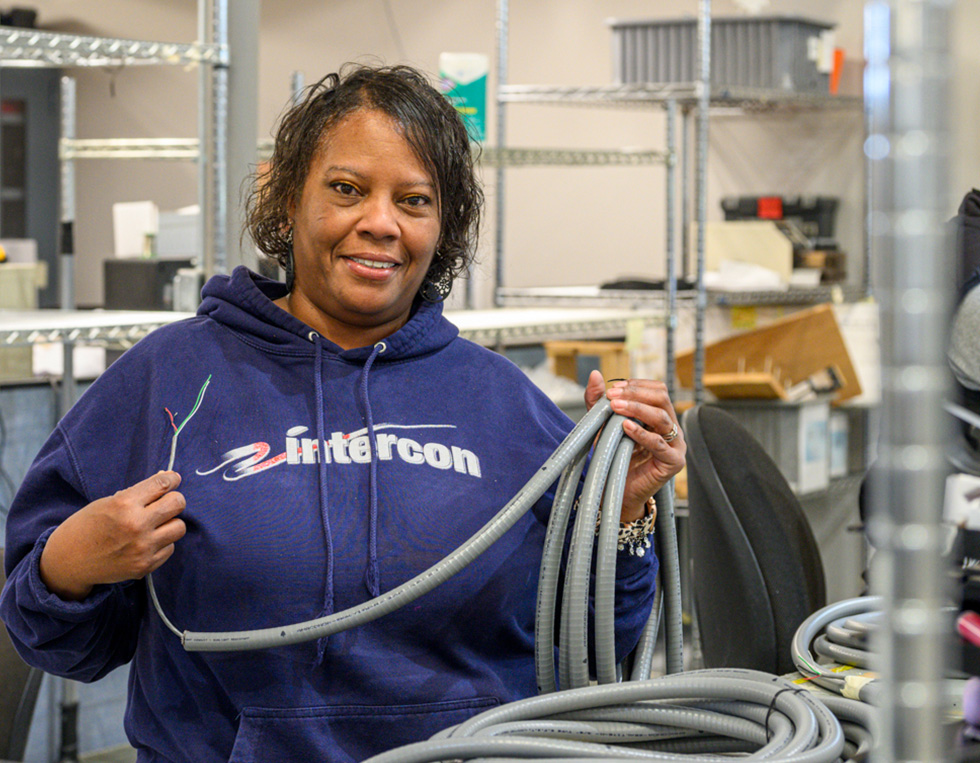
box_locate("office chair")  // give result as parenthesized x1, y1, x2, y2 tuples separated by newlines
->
(0, 549, 43, 761)
(682, 405, 826, 676)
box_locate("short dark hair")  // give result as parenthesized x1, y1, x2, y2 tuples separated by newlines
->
(245, 63, 483, 298)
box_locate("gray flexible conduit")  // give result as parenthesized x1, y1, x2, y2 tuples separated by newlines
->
(165, 397, 681, 666)
(594, 434, 635, 685)
(150, 385, 886, 759)
(812, 635, 873, 670)
(791, 597, 885, 704)
(534, 439, 591, 694)
(629, 577, 663, 681)
(560, 414, 628, 689)
(362, 668, 849, 763)
(628, 480, 683, 680)
(653, 480, 684, 675)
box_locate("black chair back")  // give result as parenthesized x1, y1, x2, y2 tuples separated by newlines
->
(682, 405, 826, 675)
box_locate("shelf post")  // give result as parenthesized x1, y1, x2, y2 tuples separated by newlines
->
(665, 99, 677, 399)
(693, 0, 711, 405)
(492, 0, 510, 308)
(865, 1, 954, 760)
(58, 75, 76, 418)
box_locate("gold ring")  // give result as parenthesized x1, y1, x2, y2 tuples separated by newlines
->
(663, 424, 679, 443)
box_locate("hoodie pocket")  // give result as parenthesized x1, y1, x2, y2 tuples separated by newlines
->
(228, 696, 499, 763)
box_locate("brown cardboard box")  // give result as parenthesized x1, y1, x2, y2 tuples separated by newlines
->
(676, 304, 861, 404)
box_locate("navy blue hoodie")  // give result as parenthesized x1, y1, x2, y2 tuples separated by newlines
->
(1, 267, 656, 761)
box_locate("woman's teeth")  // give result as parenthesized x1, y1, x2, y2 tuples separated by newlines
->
(350, 257, 395, 270)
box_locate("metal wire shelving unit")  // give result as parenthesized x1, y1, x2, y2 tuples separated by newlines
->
(0, 11, 229, 761)
(0, 2, 230, 413)
(492, 0, 867, 402)
(0, 305, 666, 352)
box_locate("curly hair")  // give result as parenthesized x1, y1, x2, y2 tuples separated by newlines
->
(245, 63, 483, 299)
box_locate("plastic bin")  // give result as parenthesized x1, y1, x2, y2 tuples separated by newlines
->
(608, 16, 835, 94)
(711, 397, 831, 495)
(721, 195, 839, 241)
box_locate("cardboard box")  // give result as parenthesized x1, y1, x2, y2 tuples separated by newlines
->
(676, 304, 862, 405)
(0, 262, 47, 382)
(829, 409, 849, 478)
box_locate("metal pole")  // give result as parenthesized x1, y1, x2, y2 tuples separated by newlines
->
(681, 108, 690, 284)
(491, 0, 509, 308)
(58, 76, 76, 420)
(665, 99, 677, 400)
(223, 0, 258, 273)
(211, 0, 229, 275)
(863, 91, 875, 298)
(56, 71, 81, 763)
(197, 0, 211, 277)
(866, 1, 954, 761)
(693, 0, 710, 405)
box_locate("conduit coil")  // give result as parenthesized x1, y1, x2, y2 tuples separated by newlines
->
(153, 396, 685, 685)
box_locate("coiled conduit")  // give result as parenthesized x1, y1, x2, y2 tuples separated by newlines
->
(154, 396, 686, 692)
(151, 395, 883, 760)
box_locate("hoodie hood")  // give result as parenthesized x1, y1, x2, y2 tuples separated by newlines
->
(198, 266, 459, 361)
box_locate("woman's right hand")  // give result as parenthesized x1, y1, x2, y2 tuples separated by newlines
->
(39, 471, 187, 602)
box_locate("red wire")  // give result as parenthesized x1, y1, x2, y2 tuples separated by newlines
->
(164, 407, 178, 433)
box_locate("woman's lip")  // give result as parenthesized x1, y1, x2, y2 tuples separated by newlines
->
(344, 255, 400, 278)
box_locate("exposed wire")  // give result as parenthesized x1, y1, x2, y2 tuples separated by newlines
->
(165, 375, 211, 471)
(149, 375, 212, 638)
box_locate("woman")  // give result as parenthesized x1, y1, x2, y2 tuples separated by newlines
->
(1, 64, 685, 761)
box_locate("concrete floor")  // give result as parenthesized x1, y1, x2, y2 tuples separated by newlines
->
(81, 746, 137, 763)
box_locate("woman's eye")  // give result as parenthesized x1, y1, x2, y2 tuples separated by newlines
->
(404, 195, 431, 208)
(331, 181, 358, 196)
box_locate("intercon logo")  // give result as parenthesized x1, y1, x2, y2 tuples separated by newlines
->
(196, 423, 483, 481)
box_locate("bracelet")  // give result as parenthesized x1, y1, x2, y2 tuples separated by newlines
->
(594, 496, 657, 557)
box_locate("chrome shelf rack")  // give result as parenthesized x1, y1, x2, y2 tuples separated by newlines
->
(0, 306, 666, 351)
(0, 27, 224, 68)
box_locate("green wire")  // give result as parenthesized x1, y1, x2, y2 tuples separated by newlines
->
(166, 375, 212, 471)
(175, 374, 212, 436)
(155, 373, 213, 639)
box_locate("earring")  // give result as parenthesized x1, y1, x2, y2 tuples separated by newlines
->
(419, 270, 452, 303)
(284, 249, 295, 292)
(284, 224, 295, 291)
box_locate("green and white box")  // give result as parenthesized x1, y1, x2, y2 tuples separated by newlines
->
(439, 52, 488, 142)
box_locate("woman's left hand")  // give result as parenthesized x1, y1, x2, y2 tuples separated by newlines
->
(584, 371, 686, 524)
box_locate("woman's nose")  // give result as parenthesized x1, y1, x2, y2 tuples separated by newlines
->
(356, 196, 400, 239)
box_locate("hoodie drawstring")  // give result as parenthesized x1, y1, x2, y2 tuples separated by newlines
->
(310, 332, 334, 662)
(360, 341, 386, 598)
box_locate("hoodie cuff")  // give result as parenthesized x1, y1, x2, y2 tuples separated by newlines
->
(27, 528, 117, 621)
(615, 546, 656, 580)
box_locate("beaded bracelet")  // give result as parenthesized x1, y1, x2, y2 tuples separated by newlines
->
(594, 496, 657, 557)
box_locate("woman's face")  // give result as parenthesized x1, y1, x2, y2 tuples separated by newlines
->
(286, 107, 441, 349)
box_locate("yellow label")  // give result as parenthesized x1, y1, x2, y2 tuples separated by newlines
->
(625, 319, 645, 351)
(730, 305, 757, 330)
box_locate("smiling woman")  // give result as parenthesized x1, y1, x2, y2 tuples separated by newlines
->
(0, 63, 685, 763)
(276, 108, 443, 349)
(246, 64, 484, 351)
